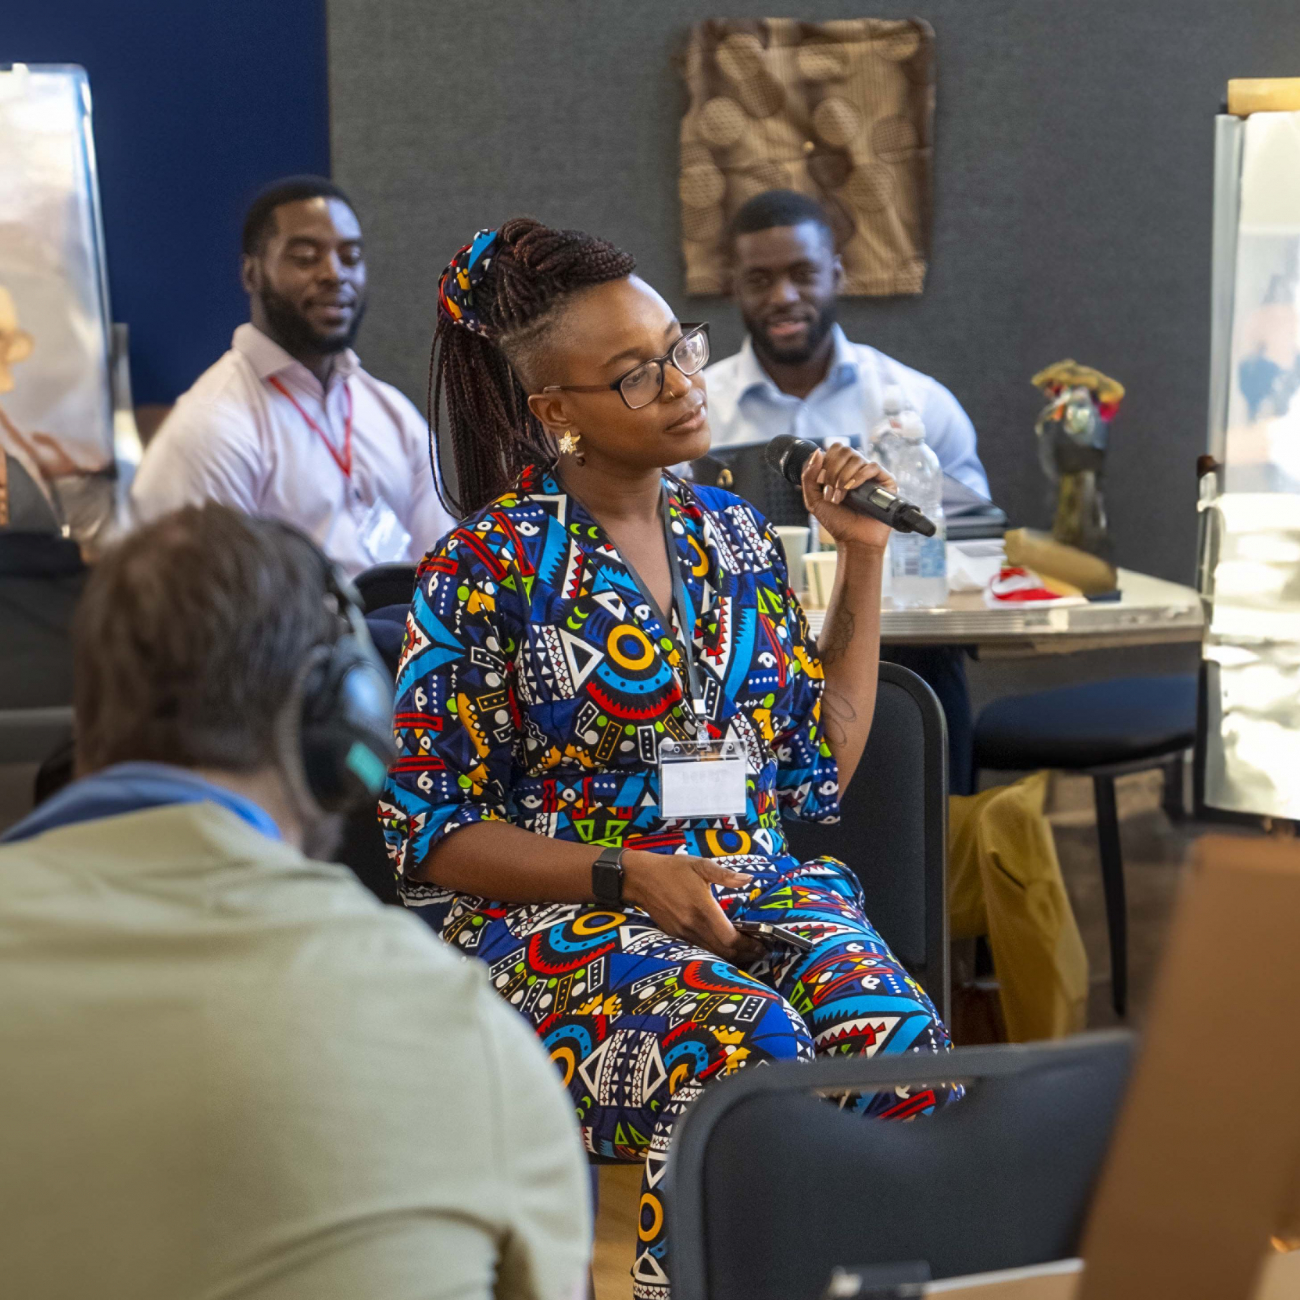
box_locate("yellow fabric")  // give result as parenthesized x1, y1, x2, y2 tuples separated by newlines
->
(948, 772, 1089, 1041)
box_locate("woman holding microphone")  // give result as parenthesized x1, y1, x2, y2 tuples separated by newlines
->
(383, 218, 956, 1298)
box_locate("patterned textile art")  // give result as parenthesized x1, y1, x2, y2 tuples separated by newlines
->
(678, 17, 935, 296)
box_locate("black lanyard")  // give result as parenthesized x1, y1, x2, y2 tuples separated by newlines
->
(614, 490, 708, 726)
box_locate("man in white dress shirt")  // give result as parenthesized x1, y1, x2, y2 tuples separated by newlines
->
(133, 176, 454, 576)
(704, 189, 990, 498)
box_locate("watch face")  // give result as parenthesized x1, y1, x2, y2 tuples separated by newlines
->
(593, 856, 623, 903)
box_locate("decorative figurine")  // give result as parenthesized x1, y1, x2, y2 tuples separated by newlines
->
(1031, 359, 1125, 560)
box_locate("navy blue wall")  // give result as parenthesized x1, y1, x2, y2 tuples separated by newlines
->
(6, 1, 330, 404)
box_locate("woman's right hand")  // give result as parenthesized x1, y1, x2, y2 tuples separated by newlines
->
(620, 850, 764, 965)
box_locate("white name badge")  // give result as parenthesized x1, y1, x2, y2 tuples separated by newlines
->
(356, 493, 413, 565)
(658, 737, 748, 819)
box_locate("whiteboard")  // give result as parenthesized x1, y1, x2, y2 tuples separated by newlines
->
(1202, 112, 1300, 823)
(0, 63, 114, 538)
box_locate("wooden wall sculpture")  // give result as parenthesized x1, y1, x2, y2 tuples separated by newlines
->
(678, 18, 935, 296)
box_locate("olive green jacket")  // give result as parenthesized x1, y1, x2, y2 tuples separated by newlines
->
(0, 802, 589, 1300)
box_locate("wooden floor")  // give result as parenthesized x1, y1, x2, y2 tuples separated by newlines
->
(592, 1165, 641, 1300)
(1045, 768, 1242, 1030)
(591, 768, 1244, 1300)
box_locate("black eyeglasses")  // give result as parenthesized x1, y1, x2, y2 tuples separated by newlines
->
(542, 323, 710, 411)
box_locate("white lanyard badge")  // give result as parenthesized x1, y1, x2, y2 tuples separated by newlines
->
(659, 736, 747, 819)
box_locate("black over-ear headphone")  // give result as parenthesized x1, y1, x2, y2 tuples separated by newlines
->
(270, 523, 397, 816)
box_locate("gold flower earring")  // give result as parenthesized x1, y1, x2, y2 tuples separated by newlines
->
(558, 430, 584, 465)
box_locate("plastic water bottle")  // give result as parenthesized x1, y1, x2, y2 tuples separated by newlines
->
(871, 387, 947, 609)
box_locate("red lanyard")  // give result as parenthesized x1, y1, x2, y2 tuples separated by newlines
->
(268, 375, 353, 480)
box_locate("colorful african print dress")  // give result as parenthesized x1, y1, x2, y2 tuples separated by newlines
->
(382, 466, 955, 1300)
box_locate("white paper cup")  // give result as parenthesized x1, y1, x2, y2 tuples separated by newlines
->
(774, 526, 809, 588)
(803, 550, 838, 609)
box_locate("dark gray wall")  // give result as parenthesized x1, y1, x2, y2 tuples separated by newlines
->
(328, 0, 1300, 583)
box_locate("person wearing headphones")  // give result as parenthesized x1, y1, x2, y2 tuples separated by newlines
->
(0, 504, 590, 1300)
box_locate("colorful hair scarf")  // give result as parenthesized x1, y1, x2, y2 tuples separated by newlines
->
(437, 228, 500, 337)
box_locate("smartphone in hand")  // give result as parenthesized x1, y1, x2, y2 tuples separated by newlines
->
(734, 919, 814, 953)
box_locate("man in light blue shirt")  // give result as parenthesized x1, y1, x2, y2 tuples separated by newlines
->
(704, 191, 987, 793)
(704, 189, 990, 499)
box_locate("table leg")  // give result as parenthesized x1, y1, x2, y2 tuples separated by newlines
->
(1093, 773, 1128, 1018)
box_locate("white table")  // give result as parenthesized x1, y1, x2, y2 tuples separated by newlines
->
(803, 569, 1205, 657)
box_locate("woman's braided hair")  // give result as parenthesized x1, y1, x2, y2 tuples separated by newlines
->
(430, 217, 636, 517)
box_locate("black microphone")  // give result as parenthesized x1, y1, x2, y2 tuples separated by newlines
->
(764, 435, 938, 537)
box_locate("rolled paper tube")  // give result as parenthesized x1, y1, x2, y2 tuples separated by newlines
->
(1227, 78, 1300, 117)
(1003, 528, 1118, 595)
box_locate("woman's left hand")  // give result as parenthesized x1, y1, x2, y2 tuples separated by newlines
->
(800, 443, 895, 552)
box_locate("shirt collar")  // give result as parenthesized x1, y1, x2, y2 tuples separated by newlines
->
(826, 324, 861, 384)
(0, 761, 282, 845)
(735, 324, 861, 402)
(233, 323, 360, 389)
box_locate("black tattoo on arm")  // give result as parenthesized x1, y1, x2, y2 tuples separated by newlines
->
(820, 688, 858, 746)
(817, 607, 856, 668)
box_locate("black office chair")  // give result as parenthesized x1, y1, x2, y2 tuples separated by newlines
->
(352, 561, 418, 614)
(668, 1032, 1135, 1300)
(1, 536, 86, 826)
(295, 563, 418, 905)
(784, 661, 949, 1023)
(973, 674, 1197, 1017)
(353, 562, 418, 683)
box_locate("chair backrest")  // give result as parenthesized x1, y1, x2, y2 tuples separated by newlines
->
(352, 562, 417, 616)
(783, 661, 949, 1021)
(0, 559, 86, 775)
(340, 595, 408, 904)
(337, 800, 399, 904)
(668, 1034, 1135, 1300)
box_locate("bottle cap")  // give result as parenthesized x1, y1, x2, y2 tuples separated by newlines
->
(898, 409, 926, 441)
(882, 384, 905, 415)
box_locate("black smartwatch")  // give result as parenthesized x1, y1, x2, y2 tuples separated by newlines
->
(592, 846, 626, 905)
